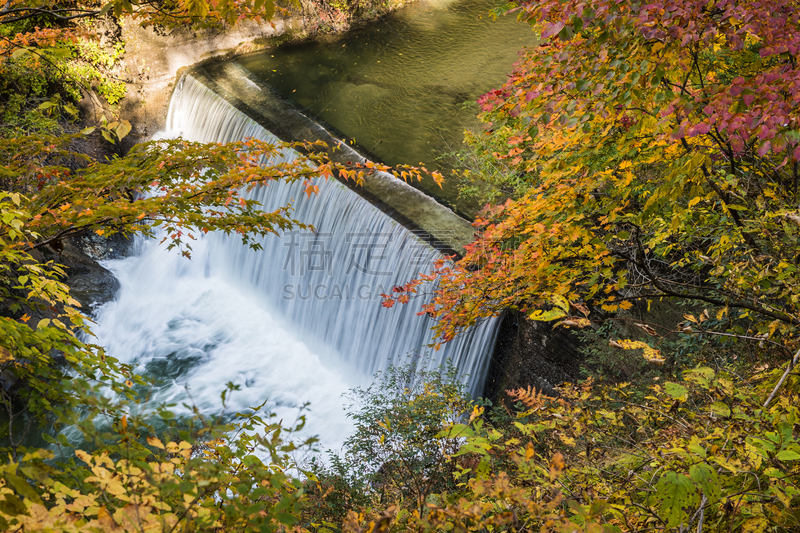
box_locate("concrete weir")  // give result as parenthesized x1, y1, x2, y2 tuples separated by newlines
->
(188, 61, 476, 254)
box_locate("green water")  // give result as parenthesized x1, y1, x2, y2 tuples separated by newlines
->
(236, 0, 536, 216)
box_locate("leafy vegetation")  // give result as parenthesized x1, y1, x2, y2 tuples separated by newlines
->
(0, 2, 344, 532)
(371, 1, 800, 531)
(338, 363, 800, 533)
(312, 364, 473, 516)
(2, 0, 800, 532)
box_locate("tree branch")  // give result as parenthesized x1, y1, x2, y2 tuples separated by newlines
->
(678, 137, 763, 254)
(763, 346, 800, 409)
(623, 228, 799, 326)
(0, 6, 102, 24)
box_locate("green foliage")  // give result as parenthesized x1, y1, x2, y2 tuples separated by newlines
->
(0, 53, 67, 136)
(303, 454, 372, 529)
(65, 38, 127, 105)
(96, 115, 132, 144)
(319, 363, 474, 514)
(0, 96, 61, 137)
(343, 366, 800, 533)
(0, 398, 314, 532)
(576, 321, 668, 392)
(450, 121, 537, 206)
(74, 38, 124, 71)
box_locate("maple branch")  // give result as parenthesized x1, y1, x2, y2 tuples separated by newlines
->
(700, 164, 762, 253)
(24, 219, 119, 252)
(690, 47, 707, 96)
(678, 65, 693, 97)
(677, 136, 763, 254)
(706, 126, 736, 178)
(624, 226, 800, 326)
(611, 314, 794, 354)
(626, 107, 657, 118)
(685, 329, 793, 354)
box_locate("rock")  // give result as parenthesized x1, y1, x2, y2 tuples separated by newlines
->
(38, 236, 126, 312)
(77, 231, 132, 261)
(483, 310, 583, 404)
(66, 262, 121, 312)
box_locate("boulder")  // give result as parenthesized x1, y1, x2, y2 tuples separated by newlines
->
(483, 310, 583, 403)
(38, 235, 130, 312)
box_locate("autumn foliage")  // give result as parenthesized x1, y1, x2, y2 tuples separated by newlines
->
(2, 1, 800, 532)
(385, 0, 800, 365)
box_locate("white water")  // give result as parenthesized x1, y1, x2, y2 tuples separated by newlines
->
(93, 75, 499, 453)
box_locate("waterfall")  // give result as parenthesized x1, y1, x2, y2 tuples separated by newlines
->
(93, 74, 499, 452)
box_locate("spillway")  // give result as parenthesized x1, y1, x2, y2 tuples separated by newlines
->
(93, 74, 499, 451)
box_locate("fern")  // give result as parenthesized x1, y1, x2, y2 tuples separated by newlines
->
(507, 385, 546, 411)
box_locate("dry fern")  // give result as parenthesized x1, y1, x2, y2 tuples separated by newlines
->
(507, 385, 547, 411)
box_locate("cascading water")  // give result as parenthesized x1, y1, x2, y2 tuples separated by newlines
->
(93, 74, 499, 452)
